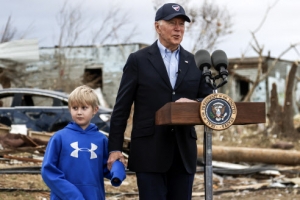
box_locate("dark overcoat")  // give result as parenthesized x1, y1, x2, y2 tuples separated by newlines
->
(108, 41, 212, 173)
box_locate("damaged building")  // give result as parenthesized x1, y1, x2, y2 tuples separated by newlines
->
(25, 43, 148, 107)
(0, 41, 148, 108)
(218, 56, 300, 113)
(0, 40, 299, 110)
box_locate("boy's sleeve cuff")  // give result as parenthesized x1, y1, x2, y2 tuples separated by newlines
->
(110, 160, 126, 187)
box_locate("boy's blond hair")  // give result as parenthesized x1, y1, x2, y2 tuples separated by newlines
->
(68, 85, 99, 109)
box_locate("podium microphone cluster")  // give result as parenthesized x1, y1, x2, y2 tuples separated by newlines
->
(194, 49, 229, 89)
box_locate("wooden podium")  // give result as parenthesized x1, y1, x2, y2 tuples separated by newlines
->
(156, 102, 265, 125)
(156, 102, 265, 199)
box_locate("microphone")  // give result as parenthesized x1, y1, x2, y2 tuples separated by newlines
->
(211, 50, 229, 81)
(194, 49, 212, 84)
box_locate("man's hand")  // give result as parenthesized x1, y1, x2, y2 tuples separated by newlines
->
(107, 151, 127, 170)
(175, 98, 196, 102)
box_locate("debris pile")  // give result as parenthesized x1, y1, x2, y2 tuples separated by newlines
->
(0, 124, 50, 164)
(1, 123, 300, 199)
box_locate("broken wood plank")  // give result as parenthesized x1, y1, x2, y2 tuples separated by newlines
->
(27, 130, 54, 142)
(0, 125, 10, 137)
(0, 146, 46, 156)
(20, 135, 39, 147)
(3, 155, 42, 163)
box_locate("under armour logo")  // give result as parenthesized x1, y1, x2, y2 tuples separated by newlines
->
(70, 142, 98, 159)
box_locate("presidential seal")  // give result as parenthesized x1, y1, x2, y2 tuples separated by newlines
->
(200, 93, 237, 130)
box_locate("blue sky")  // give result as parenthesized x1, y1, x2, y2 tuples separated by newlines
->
(1, 0, 299, 60)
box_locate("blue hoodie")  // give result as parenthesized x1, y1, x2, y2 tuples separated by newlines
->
(41, 122, 126, 200)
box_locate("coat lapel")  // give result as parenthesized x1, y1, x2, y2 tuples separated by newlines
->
(174, 46, 191, 89)
(148, 41, 172, 89)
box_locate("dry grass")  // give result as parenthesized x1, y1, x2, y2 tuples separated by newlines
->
(0, 174, 49, 200)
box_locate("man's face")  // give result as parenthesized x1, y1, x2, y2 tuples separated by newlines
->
(155, 16, 185, 51)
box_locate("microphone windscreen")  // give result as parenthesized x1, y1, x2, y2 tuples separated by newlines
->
(194, 49, 211, 70)
(211, 50, 228, 71)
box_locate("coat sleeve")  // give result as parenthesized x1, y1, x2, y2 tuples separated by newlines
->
(103, 135, 112, 180)
(41, 135, 85, 200)
(108, 53, 138, 152)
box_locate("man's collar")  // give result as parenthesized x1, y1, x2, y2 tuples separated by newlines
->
(157, 40, 180, 58)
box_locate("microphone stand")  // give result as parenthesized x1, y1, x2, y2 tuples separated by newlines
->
(203, 68, 229, 90)
(202, 69, 228, 200)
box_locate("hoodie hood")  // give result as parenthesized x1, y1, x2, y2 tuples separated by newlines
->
(65, 121, 99, 133)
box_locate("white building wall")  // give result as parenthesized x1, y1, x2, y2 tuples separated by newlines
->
(18, 44, 143, 107)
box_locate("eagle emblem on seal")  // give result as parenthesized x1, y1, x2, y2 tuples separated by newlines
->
(211, 102, 227, 121)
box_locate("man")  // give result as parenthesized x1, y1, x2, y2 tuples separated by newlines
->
(108, 3, 212, 200)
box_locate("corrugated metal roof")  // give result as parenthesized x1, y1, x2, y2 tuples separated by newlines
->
(0, 39, 39, 63)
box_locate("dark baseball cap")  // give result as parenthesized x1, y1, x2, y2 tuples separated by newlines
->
(155, 3, 191, 22)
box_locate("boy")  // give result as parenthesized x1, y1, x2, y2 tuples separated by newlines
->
(41, 85, 125, 200)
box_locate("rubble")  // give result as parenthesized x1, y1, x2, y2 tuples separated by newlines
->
(0, 124, 48, 161)
(1, 123, 300, 199)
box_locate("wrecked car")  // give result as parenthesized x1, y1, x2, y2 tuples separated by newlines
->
(0, 88, 111, 133)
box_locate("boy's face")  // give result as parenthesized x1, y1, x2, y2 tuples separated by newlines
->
(69, 104, 98, 130)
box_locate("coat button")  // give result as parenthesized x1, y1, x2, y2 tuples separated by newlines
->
(171, 129, 174, 132)
(172, 91, 175, 95)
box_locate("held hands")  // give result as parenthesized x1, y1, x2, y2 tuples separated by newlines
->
(175, 98, 196, 102)
(107, 151, 127, 170)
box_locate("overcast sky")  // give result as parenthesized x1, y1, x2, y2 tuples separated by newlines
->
(1, 0, 299, 60)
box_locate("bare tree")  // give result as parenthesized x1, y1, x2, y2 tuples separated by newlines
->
(90, 4, 138, 45)
(53, 0, 139, 91)
(53, 1, 88, 91)
(184, 0, 232, 53)
(248, 39, 300, 135)
(241, 0, 279, 58)
(242, 38, 300, 102)
(55, 0, 138, 47)
(0, 16, 16, 43)
(55, 1, 90, 47)
(152, 0, 233, 53)
(229, 0, 300, 137)
(234, 0, 300, 102)
(1, 15, 34, 44)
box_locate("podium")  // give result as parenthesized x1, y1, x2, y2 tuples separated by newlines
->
(155, 102, 265, 199)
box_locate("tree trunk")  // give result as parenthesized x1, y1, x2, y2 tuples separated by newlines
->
(268, 62, 298, 137)
(282, 62, 298, 136)
(197, 145, 300, 165)
(268, 83, 283, 134)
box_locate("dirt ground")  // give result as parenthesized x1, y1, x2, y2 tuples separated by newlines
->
(1, 122, 300, 199)
(0, 172, 300, 200)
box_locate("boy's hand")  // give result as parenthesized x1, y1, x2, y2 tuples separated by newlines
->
(108, 151, 126, 170)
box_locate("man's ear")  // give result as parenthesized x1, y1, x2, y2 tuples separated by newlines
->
(155, 21, 160, 33)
